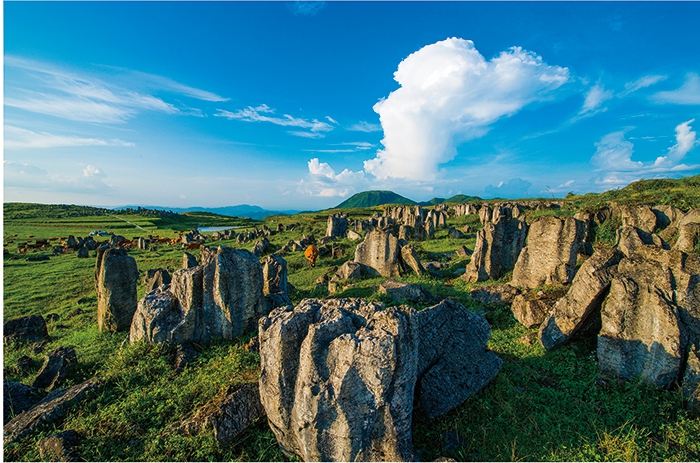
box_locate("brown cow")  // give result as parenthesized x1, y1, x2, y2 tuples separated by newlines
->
(184, 242, 202, 250)
(304, 244, 319, 268)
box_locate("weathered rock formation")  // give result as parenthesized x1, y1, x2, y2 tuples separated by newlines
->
(258, 298, 501, 461)
(539, 248, 624, 350)
(400, 243, 426, 276)
(597, 247, 694, 389)
(463, 217, 527, 283)
(4, 379, 98, 446)
(615, 205, 659, 234)
(511, 216, 586, 289)
(378, 279, 435, 304)
(615, 225, 667, 257)
(469, 284, 522, 305)
(326, 213, 349, 239)
(4, 315, 49, 344)
(354, 229, 401, 278)
(144, 268, 172, 293)
(183, 252, 198, 269)
(675, 223, 700, 253)
(510, 289, 567, 329)
(3, 381, 45, 424)
(178, 382, 265, 444)
(328, 261, 363, 293)
(130, 246, 267, 345)
(32, 347, 77, 390)
(262, 254, 289, 300)
(414, 299, 502, 419)
(259, 298, 418, 461)
(95, 247, 138, 332)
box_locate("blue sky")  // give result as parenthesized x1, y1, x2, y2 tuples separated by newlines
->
(4, 1, 700, 210)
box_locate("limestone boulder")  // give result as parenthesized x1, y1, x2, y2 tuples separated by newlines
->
(354, 229, 401, 278)
(262, 254, 289, 299)
(469, 284, 521, 305)
(682, 341, 700, 411)
(463, 217, 527, 283)
(414, 299, 502, 419)
(347, 230, 362, 241)
(4, 379, 98, 446)
(183, 252, 198, 269)
(675, 223, 700, 253)
(511, 290, 567, 329)
(511, 216, 586, 289)
(178, 382, 265, 444)
(3, 381, 45, 424)
(597, 247, 687, 389)
(326, 213, 349, 239)
(95, 247, 138, 332)
(33, 347, 77, 390)
(378, 279, 435, 304)
(144, 268, 172, 293)
(400, 243, 426, 276)
(251, 238, 271, 257)
(130, 246, 267, 344)
(616, 226, 667, 257)
(259, 298, 418, 462)
(539, 248, 624, 350)
(328, 261, 363, 293)
(4, 315, 49, 344)
(616, 205, 659, 233)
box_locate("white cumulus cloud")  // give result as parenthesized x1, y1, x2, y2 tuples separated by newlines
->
(363, 38, 569, 181)
(591, 121, 700, 186)
(654, 119, 698, 166)
(83, 165, 105, 177)
(591, 131, 643, 172)
(298, 158, 368, 197)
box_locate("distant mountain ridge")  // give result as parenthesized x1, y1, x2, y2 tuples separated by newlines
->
(115, 204, 299, 220)
(335, 191, 482, 209)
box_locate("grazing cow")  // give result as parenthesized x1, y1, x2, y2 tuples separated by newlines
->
(304, 244, 319, 268)
(184, 242, 202, 250)
(116, 239, 132, 248)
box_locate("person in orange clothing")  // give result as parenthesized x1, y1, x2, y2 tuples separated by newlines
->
(304, 244, 319, 268)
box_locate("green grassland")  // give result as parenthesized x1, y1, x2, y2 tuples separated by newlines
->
(3, 189, 700, 462)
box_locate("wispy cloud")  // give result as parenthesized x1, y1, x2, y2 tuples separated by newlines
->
(4, 125, 134, 149)
(304, 141, 375, 153)
(347, 121, 382, 132)
(289, 1, 326, 16)
(215, 105, 335, 138)
(653, 73, 700, 105)
(579, 84, 613, 115)
(484, 178, 532, 198)
(5, 55, 224, 123)
(621, 74, 667, 96)
(4, 160, 114, 193)
(128, 70, 229, 102)
(364, 38, 569, 181)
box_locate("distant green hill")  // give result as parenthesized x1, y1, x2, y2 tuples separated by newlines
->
(419, 194, 482, 206)
(569, 175, 700, 211)
(335, 190, 417, 208)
